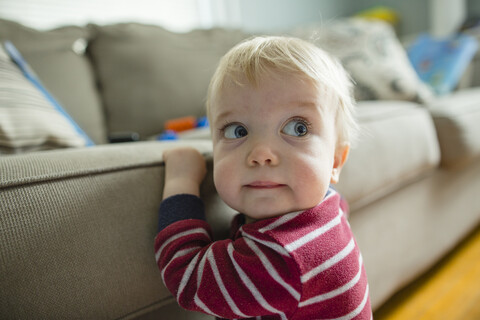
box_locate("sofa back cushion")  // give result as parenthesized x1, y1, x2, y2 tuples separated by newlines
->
(87, 23, 248, 139)
(336, 102, 440, 211)
(428, 88, 480, 168)
(0, 19, 107, 144)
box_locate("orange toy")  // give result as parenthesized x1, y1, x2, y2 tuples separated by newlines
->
(164, 116, 197, 132)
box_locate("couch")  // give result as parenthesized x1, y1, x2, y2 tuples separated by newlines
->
(1, 17, 480, 319)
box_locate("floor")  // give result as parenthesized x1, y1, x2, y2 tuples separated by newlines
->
(374, 223, 480, 320)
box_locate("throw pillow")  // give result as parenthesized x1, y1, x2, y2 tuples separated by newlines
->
(0, 18, 107, 144)
(293, 18, 434, 103)
(0, 41, 94, 154)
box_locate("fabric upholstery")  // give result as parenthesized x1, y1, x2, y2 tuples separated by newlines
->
(336, 101, 440, 211)
(0, 18, 107, 144)
(428, 88, 480, 168)
(0, 141, 217, 319)
(87, 23, 248, 139)
(349, 159, 480, 309)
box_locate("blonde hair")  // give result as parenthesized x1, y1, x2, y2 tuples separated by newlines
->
(206, 36, 359, 145)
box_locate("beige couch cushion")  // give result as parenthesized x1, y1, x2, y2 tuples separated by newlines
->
(0, 141, 224, 319)
(0, 19, 107, 144)
(336, 101, 441, 211)
(87, 23, 248, 139)
(349, 159, 480, 310)
(428, 88, 480, 169)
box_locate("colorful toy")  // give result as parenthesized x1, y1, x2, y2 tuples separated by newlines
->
(157, 116, 209, 141)
(164, 116, 197, 133)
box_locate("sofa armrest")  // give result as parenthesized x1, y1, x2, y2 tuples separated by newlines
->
(0, 141, 232, 319)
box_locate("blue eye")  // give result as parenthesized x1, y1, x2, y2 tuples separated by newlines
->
(223, 124, 248, 139)
(282, 119, 309, 137)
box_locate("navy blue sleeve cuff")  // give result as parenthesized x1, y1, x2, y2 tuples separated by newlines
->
(158, 194, 206, 232)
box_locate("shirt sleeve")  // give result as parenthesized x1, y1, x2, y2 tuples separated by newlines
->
(157, 194, 206, 232)
(154, 197, 302, 319)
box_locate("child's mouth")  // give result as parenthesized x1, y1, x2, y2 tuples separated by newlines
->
(245, 181, 287, 189)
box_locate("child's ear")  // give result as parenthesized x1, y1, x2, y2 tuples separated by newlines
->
(330, 143, 350, 184)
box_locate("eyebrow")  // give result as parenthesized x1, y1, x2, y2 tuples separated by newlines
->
(212, 100, 321, 125)
(295, 101, 319, 108)
(212, 109, 235, 127)
(215, 109, 233, 120)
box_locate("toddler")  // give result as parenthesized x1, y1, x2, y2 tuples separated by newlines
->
(154, 36, 372, 320)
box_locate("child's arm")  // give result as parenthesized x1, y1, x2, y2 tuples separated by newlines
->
(157, 147, 208, 232)
(155, 215, 301, 319)
(162, 147, 207, 199)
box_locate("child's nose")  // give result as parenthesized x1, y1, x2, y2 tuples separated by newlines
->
(246, 142, 279, 167)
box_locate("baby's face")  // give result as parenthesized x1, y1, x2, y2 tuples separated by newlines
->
(210, 72, 347, 221)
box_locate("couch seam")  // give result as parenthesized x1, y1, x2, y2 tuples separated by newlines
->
(0, 161, 165, 191)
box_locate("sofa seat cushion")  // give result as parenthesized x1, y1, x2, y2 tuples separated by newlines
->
(428, 88, 480, 168)
(336, 101, 441, 211)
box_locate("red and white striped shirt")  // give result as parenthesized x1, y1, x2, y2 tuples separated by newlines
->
(155, 188, 372, 319)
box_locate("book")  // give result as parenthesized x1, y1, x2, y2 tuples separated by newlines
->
(407, 33, 479, 95)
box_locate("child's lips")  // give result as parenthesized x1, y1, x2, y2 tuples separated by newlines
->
(245, 181, 287, 189)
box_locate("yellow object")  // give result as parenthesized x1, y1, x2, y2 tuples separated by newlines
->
(356, 6, 399, 26)
(375, 225, 480, 319)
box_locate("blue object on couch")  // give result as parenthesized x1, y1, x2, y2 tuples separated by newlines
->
(156, 130, 179, 141)
(4, 41, 94, 146)
(407, 33, 479, 95)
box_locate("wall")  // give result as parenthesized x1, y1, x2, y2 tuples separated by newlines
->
(0, 0, 204, 32)
(0, 0, 467, 38)
(236, 0, 430, 37)
(236, 0, 352, 34)
(466, 0, 480, 24)
(429, 0, 467, 37)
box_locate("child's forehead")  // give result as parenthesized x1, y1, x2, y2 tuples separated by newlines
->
(226, 68, 314, 88)
(211, 74, 337, 119)
(217, 71, 334, 104)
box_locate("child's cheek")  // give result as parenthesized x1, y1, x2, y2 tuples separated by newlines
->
(213, 157, 237, 205)
(295, 155, 331, 203)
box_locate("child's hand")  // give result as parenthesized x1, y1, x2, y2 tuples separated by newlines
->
(162, 147, 207, 199)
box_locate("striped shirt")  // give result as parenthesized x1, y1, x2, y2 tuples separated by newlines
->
(155, 188, 372, 319)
